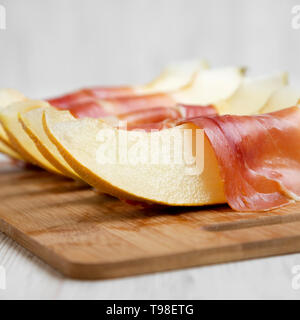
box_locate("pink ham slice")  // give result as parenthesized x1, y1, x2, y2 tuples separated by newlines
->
(184, 106, 300, 211)
(102, 93, 176, 114)
(68, 100, 111, 118)
(47, 86, 134, 109)
(179, 104, 217, 118)
(119, 105, 217, 129)
(48, 92, 218, 128)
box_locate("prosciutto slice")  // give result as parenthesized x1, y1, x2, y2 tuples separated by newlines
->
(47, 86, 134, 109)
(101, 93, 176, 114)
(126, 120, 175, 132)
(48, 86, 217, 122)
(179, 104, 217, 118)
(50, 92, 177, 118)
(118, 105, 217, 129)
(50, 93, 218, 128)
(118, 106, 181, 125)
(67, 100, 110, 118)
(185, 106, 300, 211)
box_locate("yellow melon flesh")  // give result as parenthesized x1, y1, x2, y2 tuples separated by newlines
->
(216, 72, 288, 115)
(0, 100, 63, 175)
(0, 125, 11, 148)
(138, 59, 209, 94)
(0, 139, 23, 160)
(19, 106, 81, 180)
(0, 89, 26, 156)
(43, 109, 226, 206)
(0, 88, 26, 108)
(172, 67, 245, 105)
(260, 86, 300, 113)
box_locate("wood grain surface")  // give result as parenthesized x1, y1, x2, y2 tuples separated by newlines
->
(0, 162, 300, 279)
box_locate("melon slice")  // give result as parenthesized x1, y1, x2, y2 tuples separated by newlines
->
(215, 72, 288, 115)
(0, 125, 11, 147)
(0, 100, 63, 175)
(0, 88, 26, 108)
(19, 105, 81, 179)
(43, 109, 226, 206)
(0, 139, 22, 160)
(172, 66, 245, 105)
(260, 86, 300, 114)
(0, 89, 26, 155)
(138, 59, 209, 94)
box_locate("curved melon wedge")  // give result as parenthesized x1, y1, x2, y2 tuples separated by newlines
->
(0, 125, 11, 148)
(19, 105, 81, 180)
(215, 72, 288, 115)
(0, 139, 23, 160)
(138, 59, 209, 94)
(260, 86, 300, 113)
(0, 89, 26, 156)
(172, 66, 245, 105)
(0, 100, 63, 175)
(43, 109, 226, 206)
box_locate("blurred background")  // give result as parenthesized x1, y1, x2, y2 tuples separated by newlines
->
(0, 0, 299, 98)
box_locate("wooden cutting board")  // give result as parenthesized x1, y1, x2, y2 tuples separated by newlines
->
(1, 162, 300, 279)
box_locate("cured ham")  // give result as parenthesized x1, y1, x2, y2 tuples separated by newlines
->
(126, 120, 175, 132)
(47, 87, 134, 109)
(118, 106, 181, 126)
(119, 105, 217, 129)
(53, 93, 176, 118)
(184, 106, 300, 211)
(54, 95, 218, 128)
(99, 93, 176, 114)
(67, 100, 111, 119)
(179, 104, 217, 118)
(48, 89, 219, 132)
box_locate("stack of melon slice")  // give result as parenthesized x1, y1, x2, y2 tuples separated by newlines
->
(0, 60, 299, 207)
